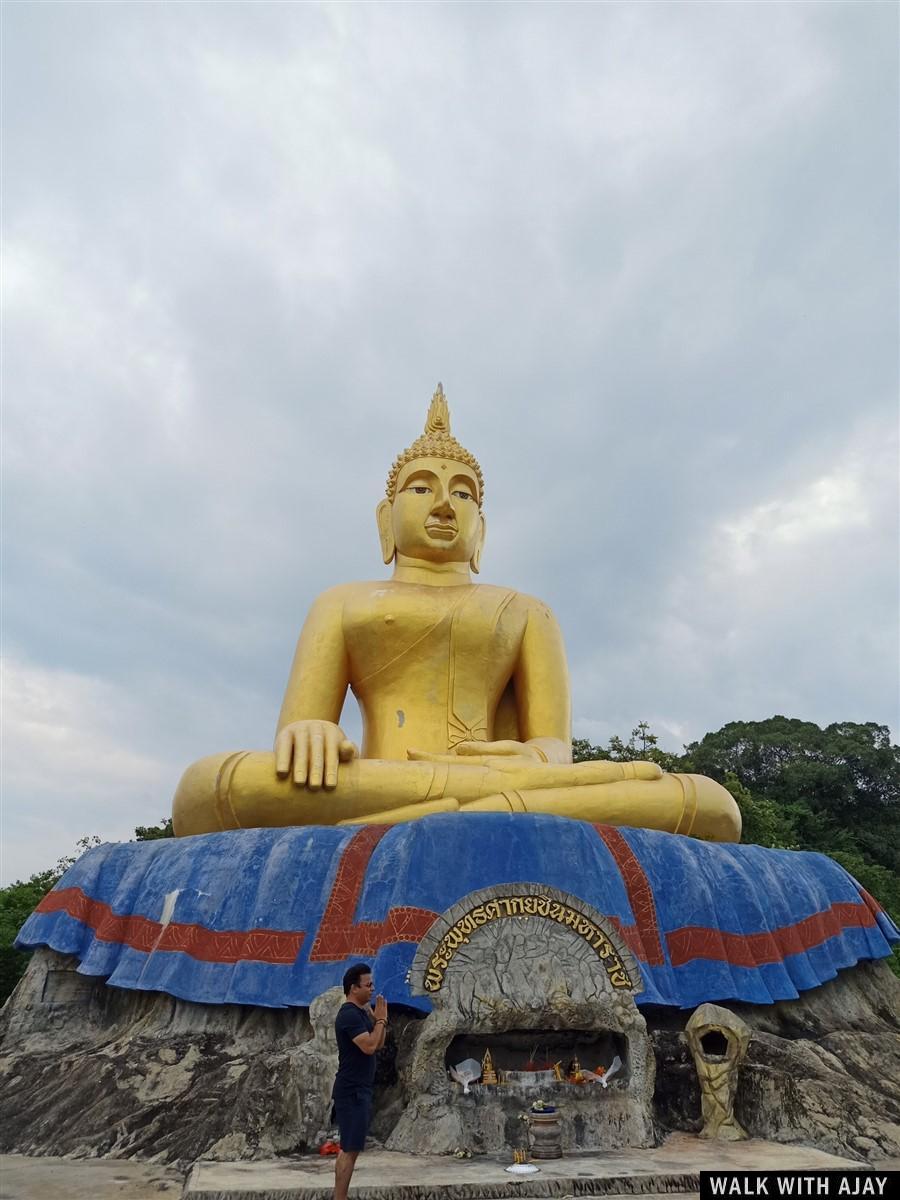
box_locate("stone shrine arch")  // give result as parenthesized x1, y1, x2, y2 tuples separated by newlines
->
(388, 883, 654, 1155)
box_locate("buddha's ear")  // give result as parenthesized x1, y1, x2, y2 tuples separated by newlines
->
(470, 512, 486, 575)
(376, 499, 396, 565)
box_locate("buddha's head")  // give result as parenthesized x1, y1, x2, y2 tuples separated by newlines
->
(377, 385, 486, 572)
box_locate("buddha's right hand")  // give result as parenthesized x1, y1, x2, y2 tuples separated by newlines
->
(274, 721, 358, 789)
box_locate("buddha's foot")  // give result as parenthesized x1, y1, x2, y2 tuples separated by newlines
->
(457, 774, 741, 842)
(336, 797, 461, 826)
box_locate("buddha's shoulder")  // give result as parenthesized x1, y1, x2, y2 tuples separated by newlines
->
(319, 580, 415, 599)
(311, 580, 433, 606)
(306, 582, 375, 612)
(309, 581, 558, 621)
(479, 585, 560, 622)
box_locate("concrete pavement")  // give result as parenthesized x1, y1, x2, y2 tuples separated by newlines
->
(2, 1135, 894, 1200)
(184, 1134, 872, 1200)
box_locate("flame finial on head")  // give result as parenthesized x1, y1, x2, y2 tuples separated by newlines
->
(424, 382, 450, 435)
(386, 384, 484, 506)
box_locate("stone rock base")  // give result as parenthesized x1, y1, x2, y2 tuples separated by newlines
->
(0, 950, 341, 1161)
(2, 949, 899, 1164)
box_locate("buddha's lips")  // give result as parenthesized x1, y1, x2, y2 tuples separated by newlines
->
(425, 524, 457, 538)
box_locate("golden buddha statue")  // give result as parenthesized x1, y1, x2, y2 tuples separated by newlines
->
(173, 387, 740, 842)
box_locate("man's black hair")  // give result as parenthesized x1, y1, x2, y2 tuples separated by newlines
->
(342, 962, 372, 995)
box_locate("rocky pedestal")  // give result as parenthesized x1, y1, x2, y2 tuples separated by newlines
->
(0, 950, 339, 1161)
(3, 817, 898, 1164)
(3, 935, 899, 1164)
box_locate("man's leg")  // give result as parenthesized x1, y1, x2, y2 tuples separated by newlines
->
(334, 1149, 358, 1200)
(333, 1091, 371, 1200)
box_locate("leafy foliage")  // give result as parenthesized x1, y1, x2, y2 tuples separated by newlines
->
(133, 817, 174, 841)
(682, 718, 899, 879)
(573, 722, 683, 772)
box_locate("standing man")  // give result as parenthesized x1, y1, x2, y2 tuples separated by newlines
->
(333, 962, 388, 1200)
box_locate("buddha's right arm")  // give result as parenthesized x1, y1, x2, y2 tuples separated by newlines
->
(273, 590, 358, 788)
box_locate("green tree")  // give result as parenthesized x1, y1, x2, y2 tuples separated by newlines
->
(133, 817, 174, 840)
(683, 718, 899, 877)
(720, 772, 797, 850)
(573, 722, 682, 772)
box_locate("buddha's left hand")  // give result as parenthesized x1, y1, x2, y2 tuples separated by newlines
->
(408, 740, 559, 767)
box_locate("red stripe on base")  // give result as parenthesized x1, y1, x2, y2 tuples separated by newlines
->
(593, 824, 665, 966)
(36, 886, 304, 965)
(308, 825, 438, 962)
(858, 887, 888, 921)
(667, 899, 879, 968)
(38, 851, 884, 979)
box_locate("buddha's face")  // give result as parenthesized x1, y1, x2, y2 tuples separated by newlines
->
(379, 456, 485, 568)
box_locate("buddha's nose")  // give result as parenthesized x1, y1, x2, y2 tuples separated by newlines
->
(431, 491, 454, 518)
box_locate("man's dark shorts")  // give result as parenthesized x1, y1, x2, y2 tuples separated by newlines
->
(334, 1087, 373, 1153)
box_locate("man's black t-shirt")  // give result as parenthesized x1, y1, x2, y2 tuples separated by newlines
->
(333, 1002, 376, 1097)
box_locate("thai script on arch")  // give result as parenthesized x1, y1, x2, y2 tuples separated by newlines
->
(423, 893, 633, 993)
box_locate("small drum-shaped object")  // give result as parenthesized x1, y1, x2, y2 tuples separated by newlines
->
(527, 1111, 562, 1159)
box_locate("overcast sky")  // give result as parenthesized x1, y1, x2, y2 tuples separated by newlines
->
(2, 1, 897, 884)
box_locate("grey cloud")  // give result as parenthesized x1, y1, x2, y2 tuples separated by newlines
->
(2, 1, 896, 881)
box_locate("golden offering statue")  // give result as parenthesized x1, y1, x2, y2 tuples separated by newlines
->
(173, 387, 740, 842)
(480, 1049, 498, 1086)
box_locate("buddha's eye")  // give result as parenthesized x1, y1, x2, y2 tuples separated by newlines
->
(405, 486, 431, 495)
(452, 490, 474, 501)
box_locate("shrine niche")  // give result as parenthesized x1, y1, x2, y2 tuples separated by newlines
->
(387, 883, 654, 1155)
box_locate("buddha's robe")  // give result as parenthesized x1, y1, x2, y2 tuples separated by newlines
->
(173, 581, 741, 842)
